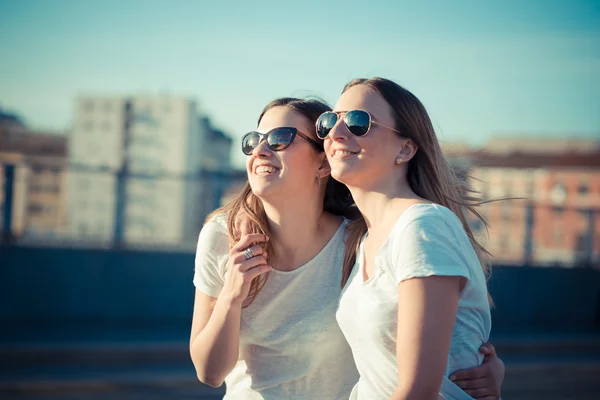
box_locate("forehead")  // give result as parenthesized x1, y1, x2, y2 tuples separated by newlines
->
(334, 84, 389, 114)
(257, 106, 313, 134)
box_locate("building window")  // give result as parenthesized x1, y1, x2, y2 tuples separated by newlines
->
(550, 183, 567, 205)
(82, 100, 94, 112)
(578, 184, 589, 196)
(553, 206, 563, 215)
(133, 112, 155, 125)
(28, 204, 44, 214)
(31, 184, 59, 193)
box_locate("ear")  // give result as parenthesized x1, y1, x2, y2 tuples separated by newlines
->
(395, 139, 418, 164)
(316, 153, 331, 179)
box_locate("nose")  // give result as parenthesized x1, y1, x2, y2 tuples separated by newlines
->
(252, 137, 273, 158)
(327, 116, 349, 142)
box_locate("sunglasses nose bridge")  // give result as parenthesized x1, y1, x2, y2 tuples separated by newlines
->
(252, 133, 274, 156)
(328, 114, 351, 141)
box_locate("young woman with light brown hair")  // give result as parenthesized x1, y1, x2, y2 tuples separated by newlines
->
(318, 77, 497, 399)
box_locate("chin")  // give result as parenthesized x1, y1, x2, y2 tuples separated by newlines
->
(329, 164, 357, 185)
(249, 181, 280, 199)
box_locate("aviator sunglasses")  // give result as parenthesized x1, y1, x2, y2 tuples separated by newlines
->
(315, 109, 402, 139)
(241, 127, 323, 155)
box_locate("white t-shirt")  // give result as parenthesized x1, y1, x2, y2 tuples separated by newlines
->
(336, 204, 492, 400)
(194, 213, 359, 400)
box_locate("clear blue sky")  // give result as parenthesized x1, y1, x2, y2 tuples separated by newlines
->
(0, 0, 598, 167)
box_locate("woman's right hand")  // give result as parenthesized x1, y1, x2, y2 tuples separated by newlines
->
(220, 233, 271, 306)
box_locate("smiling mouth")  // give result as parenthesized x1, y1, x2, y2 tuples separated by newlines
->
(255, 165, 280, 175)
(331, 149, 359, 158)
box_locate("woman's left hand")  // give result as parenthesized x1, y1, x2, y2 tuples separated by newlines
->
(449, 343, 505, 400)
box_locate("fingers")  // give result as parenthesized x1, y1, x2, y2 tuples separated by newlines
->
(237, 255, 269, 272)
(232, 234, 269, 252)
(245, 264, 272, 280)
(453, 377, 488, 390)
(232, 244, 265, 264)
(451, 361, 501, 400)
(479, 342, 496, 357)
(450, 364, 487, 381)
(463, 388, 496, 399)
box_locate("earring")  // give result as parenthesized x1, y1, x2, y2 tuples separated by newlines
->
(395, 156, 404, 165)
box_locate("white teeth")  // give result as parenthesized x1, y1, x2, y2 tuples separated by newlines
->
(256, 166, 278, 174)
(334, 150, 355, 156)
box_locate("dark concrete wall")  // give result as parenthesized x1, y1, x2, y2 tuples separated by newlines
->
(1, 245, 599, 340)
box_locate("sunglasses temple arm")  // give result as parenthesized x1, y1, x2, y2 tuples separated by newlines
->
(297, 131, 323, 148)
(372, 121, 403, 135)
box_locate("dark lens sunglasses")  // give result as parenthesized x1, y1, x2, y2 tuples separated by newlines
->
(315, 109, 402, 139)
(241, 127, 323, 156)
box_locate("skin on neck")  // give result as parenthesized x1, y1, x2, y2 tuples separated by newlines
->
(346, 169, 424, 233)
(258, 184, 340, 271)
(348, 171, 427, 282)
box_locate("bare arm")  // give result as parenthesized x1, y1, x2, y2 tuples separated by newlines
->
(390, 275, 462, 400)
(189, 290, 242, 387)
(189, 234, 271, 387)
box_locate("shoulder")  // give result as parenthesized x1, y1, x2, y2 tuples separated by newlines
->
(390, 203, 461, 242)
(193, 212, 230, 293)
(384, 203, 467, 262)
(383, 204, 473, 283)
(206, 212, 229, 230)
(196, 212, 229, 254)
(203, 212, 229, 235)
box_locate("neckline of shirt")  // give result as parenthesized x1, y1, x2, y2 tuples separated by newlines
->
(270, 218, 349, 276)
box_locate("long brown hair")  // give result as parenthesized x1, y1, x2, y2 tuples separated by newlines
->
(340, 78, 492, 302)
(206, 97, 353, 307)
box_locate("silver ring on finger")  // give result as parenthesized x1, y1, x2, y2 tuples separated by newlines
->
(243, 247, 255, 260)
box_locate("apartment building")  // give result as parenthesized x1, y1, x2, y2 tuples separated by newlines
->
(453, 138, 600, 267)
(67, 95, 233, 247)
(0, 127, 68, 239)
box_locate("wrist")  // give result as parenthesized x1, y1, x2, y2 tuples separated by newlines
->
(217, 292, 244, 309)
